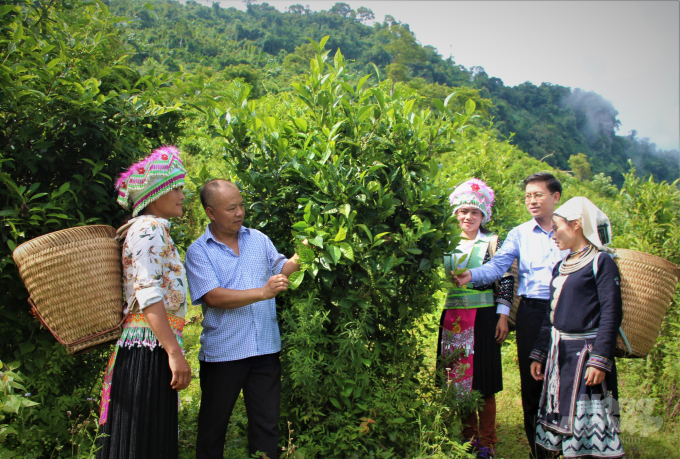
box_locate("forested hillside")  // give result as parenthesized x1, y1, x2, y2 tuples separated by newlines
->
(1, 1, 679, 458)
(110, 0, 680, 186)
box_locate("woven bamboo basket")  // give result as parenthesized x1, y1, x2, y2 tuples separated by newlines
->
(613, 249, 679, 358)
(12, 225, 125, 356)
(506, 249, 679, 358)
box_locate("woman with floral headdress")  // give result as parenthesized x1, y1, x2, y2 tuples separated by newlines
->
(437, 178, 514, 458)
(529, 197, 625, 458)
(97, 146, 191, 459)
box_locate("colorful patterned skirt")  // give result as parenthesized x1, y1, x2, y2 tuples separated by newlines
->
(536, 332, 625, 458)
(97, 313, 185, 459)
(436, 296, 503, 397)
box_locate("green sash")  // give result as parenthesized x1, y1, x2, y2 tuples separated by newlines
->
(444, 237, 495, 310)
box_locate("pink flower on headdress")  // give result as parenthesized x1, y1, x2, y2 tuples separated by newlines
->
(449, 178, 495, 224)
(121, 182, 127, 189)
(137, 167, 145, 174)
(161, 154, 168, 160)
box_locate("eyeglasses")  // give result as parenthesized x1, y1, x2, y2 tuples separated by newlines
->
(524, 192, 555, 201)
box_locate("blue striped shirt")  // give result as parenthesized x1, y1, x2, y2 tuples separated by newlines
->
(184, 225, 288, 362)
(469, 219, 569, 300)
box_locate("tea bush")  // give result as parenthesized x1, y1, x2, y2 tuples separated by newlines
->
(202, 37, 482, 457)
(0, 1, 187, 455)
(0, 360, 38, 457)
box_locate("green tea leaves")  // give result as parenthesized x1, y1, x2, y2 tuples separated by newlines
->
(334, 226, 346, 242)
(288, 271, 304, 290)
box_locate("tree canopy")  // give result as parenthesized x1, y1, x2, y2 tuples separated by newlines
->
(109, 0, 679, 187)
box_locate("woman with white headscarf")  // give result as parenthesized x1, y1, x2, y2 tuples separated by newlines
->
(529, 197, 625, 458)
(438, 179, 514, 458)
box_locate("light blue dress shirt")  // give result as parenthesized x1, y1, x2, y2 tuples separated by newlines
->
(469, 219, 569, 300)
(184, 225, 288, 362)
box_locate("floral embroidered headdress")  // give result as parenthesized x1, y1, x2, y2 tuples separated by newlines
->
(449, 178, 495, 224)
(115, 146, 186, 217)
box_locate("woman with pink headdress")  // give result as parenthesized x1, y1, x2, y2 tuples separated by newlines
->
(97, 146, 191, 459)
(437, 178, 514, 459)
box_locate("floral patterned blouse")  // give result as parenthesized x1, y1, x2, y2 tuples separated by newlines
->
(121, 216, 187, 318)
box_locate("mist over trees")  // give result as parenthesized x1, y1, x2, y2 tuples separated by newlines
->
(477, 79, 680, 183)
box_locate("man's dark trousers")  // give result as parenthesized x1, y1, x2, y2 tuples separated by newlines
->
(196, 352, 281, 459)
(515, 297, 549, 459)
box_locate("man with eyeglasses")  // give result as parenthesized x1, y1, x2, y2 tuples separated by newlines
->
(453, 172, 569, 459)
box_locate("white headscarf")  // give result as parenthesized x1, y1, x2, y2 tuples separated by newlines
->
(553, 197, 612, 252)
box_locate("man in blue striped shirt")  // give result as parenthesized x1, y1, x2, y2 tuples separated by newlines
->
(454, 172, 569, 459)
(185, 179, 301, 459)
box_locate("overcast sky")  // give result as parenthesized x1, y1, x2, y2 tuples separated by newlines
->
(207, 1, 680, 151)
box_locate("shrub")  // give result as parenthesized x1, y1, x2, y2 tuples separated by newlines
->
(0, 1, 186, 455)
(204, 37, 480, 457)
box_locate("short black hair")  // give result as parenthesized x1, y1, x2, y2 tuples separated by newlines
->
(523, 172, 562, 195)
(199, 179, 237, 209)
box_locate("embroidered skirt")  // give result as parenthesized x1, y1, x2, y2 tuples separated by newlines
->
(436, 305, 503, 397)
(536, 335, 625, 458)
(97, 313, 185, 459)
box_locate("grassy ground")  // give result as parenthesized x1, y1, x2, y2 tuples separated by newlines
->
(176, 305, 680, 458)
(494, 332, 530, 459)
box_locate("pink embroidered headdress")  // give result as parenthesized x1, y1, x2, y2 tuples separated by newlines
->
(115, 146, 186, 217)
(449, 178, 495, 224)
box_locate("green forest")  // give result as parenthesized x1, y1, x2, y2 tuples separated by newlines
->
(1, 1, 679, 458)
(112, 0, 680, 187)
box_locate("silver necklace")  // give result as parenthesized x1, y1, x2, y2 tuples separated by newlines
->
(559, 244, 598, 275)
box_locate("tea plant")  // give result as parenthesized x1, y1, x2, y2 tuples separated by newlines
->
(0, 1, 187, 455)
(203, 36, 481, 457)
(1, 360, 38, 457)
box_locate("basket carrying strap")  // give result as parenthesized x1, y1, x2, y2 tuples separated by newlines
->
(592, 252, 633, 356)
(487, 234, 500, 295)
(488, 234, 499, 257)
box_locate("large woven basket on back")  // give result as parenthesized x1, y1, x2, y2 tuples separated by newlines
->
(613, 249, 679, 358)
(507, 248, 680, 358)
(12, 225, 125, 356)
